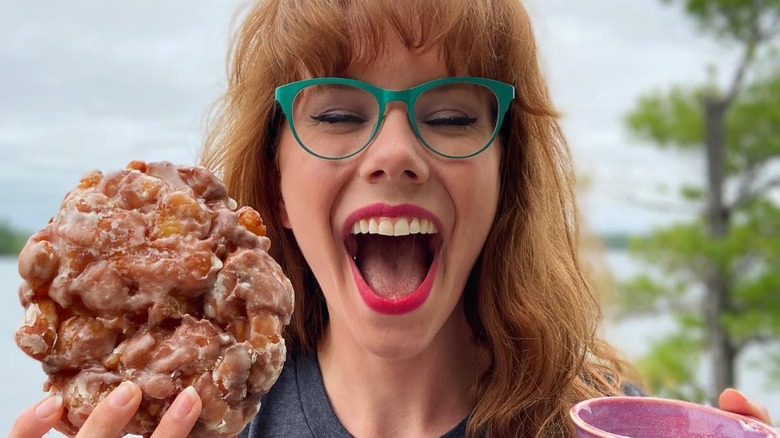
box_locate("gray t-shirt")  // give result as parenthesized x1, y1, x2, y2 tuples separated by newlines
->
(238, 352, 645, 437)
(239, 352, 468, 437)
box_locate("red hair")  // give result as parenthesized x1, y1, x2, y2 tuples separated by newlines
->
(201, 1, 638, 436)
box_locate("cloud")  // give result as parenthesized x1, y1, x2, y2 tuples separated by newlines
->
(0, 2, 235, 119)
(525, 0, 739, 233)
(0, 1, 243, 231)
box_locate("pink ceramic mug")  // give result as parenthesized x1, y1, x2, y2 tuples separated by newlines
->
(571, 396, 779, 438)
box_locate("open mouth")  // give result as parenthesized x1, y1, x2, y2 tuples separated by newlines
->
(344, 216, 440, 300)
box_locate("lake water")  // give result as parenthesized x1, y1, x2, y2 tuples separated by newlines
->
(1, 257, 65, 436)
(1, 254, 777, 434)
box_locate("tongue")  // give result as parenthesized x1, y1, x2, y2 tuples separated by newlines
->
(356, 235, 430, 298)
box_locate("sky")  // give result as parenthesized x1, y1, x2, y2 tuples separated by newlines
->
(0, 0, 742, 235)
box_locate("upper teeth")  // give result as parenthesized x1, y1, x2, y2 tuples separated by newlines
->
(350, 217, 438, 236)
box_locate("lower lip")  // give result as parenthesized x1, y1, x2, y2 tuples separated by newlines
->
(349, 256, 438, 315)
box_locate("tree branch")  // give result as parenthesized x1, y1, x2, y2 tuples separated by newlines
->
(723, 39, 757, 106)
(750, 175, 780, 196)
(732, 174, 780, 209)
(731, 161, 762, 209)
(734, 333, 780, 351)
(722, 4, 775, 105)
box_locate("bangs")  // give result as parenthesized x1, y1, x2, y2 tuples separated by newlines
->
(262, 0, 528, 83)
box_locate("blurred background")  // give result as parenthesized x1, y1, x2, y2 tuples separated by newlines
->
(1, 0, 778, 435)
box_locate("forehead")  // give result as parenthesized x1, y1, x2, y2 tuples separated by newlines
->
(340, 37, 452, 86)
(272, 1, 514, 84)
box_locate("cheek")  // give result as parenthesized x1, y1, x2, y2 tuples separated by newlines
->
(461, 153, 501, 253)
(277, 131, 343, 242)
(456, 149, 501, 218)
(482, 146, 502, 212)
(278, 131, 315, 202)
(278, 132, 322, 229)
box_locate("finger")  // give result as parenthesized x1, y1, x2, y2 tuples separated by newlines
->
(76, 381, 142, 438)
(150, 386, 202, 438)
(718, 388, 772, 424)
(9, 395, 64, 438)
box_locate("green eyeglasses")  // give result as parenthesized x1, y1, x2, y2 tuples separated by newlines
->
(275, 76, 515, 160)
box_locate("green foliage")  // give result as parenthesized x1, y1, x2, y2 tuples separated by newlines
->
(636, 331, 707, 401)
(0, 220, 28, 256)
(622, 203, 780, 388)
(680, 184, 705, 200)
(661, 0, 780, 42)
(625, 86, 705, 148)
(627, 72, 780, 177)
(723, 200, 780, 341)
(619, 273, 682, 315)
(619, 0, 780, 403)
(599, 233, 633, 250)
(629, 221, 723, 276)
(726, 71, 780, 172)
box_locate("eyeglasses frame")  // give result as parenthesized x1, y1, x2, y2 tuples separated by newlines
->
(274, 76, 515, 160)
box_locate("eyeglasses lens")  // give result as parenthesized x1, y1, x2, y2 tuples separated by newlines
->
(290, 82, 499, 159)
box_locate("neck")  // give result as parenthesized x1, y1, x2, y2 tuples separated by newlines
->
(317, 308, 484, 438)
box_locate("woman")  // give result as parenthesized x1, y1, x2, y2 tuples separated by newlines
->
(11, 0, 771, 437)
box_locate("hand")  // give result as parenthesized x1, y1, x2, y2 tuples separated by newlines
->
(718, 388, 772, 425)
(9, 381, 203, 438)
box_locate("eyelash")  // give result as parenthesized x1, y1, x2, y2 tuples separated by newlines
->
(308, 111, 478, 127)
(424, 115, 477, 127)
(310, 113, 367, 124)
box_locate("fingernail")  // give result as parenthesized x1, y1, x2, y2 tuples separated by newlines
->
(170, 386, 197, 419)
(110, 381, 136, 408)
(727, 388, 748, 402)
(34, 395, 63, 418)
(170, 386, 198, 419)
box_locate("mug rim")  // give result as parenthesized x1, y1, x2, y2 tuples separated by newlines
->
(570, 396, 780, 438)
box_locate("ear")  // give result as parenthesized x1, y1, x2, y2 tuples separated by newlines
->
(278, 197, 292, 229)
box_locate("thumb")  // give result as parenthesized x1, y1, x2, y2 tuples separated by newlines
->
(9, 395, 63, 438)
(718, 388, 772, 424)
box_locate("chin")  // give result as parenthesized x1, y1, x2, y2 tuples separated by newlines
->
(347, 285, 466, 361)
(355, 325, 439, 361)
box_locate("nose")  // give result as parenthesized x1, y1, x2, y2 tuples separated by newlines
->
(357, 104, 430, 184)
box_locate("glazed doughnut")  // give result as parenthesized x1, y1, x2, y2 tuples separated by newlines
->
(15, 161, 293, 437)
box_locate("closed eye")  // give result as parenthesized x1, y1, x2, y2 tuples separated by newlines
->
(424, 115, 478, 127)
(310, 112, 368, 125)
